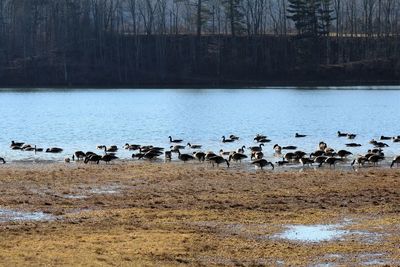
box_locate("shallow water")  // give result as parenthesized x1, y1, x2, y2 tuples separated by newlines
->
(0, 208, 54, 222)
(277, 224, 349, 242)
(1, 88, 400, 163)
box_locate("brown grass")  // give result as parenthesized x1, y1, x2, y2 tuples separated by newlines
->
(0, 162, 399, 266)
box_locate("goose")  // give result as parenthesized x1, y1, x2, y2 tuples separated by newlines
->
(393, 137, 400, 143)
(249, 144, 264, 152)
(228, 152, 247, 163)
(177, 150, 195, 163)
(170, 145, 185, 152)
(219, 149, 232, 156)
(84, 154, 101, 164)
(65, 158, 71, 163)
(124, 143, 140, 150)
(254, 134, 267, 142)
(229, 135, 240, 140)
(299, 157, 313, 166)
(314, 156, 328, 167)
(187, 143, 202, 149)
(86, 151, 97, 157)
(319, 141, 327, 151)
(346, 143, 362, 147)
(132, 153, 145, 159)
(46, 147, 63, 153)
(138, 151, 160, 160)
(193, 151, 206, 162)
(380, 136, 392, 140)
(251, 151, 264, 160)
(337, 131, 347, 137)
(368, 148, 384, 155)
(282, 145, 297, 150)
(208, 156, 230, 167)
(390, 156, 400, 168)
(0, 157, 5, 164)
(101, 154, 118, 164)
(236, 146, 246, 153)
(11, 145, 22, 150)
(324, 157, 342, 168)
(284, 152, 296, 162)
(351, 156, 368, 167)
(21, 144, 32, 150)
(337, 150, 352, 158)
(164, 151, 172, 162)
(295, 133, 307, 138)
(251, 159, 274, 170)
(205, 151, 217, 160)
(276, 160, 289, 166)
(310, 150, 325, 158)
(222, 136, 235, 143)
(10, 141, 24, 147)
(97, 145, 106, 150)
(23, 146, 36, 151)
(104, 146, 118, 153)
(73, 151, 86, 161)
(273, 144, 282, 153)
(35, 147, 44, 152)
(367, 154, 384, 166)
(169, 136, 183, 143)
(347, 133, 356, 139)
(374, 142, 389, 148)
(324, 147, 335, 154)
(294, 150, 307, 158)
(258, 138, 271, 143)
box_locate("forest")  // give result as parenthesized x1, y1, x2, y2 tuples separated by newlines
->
(1, 0, 400, 86)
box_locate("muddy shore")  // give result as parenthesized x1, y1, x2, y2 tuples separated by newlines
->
(0, 162, 399, 266)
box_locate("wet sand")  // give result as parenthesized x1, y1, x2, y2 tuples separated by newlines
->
(0, 161, 400, 266)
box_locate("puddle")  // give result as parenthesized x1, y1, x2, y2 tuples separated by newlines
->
(89, 185, 120, 194)
(277, 224, 350, 242)
(0, 208, 55, 222)
(63, 194, 88, 199)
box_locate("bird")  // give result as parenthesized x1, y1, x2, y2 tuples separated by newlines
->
(104, 146, 118, 153)
(390, 156, 400, 168)
(73, 151, 86, 161)
(187, 143, 202, 149)
(229, 135, 240, 140)
(84, 154, 102, 164)
(310, 150, 325, 158)
(323, 157, 342, 168)
(251, 151, 264, 160)
(251, 159, 274, 170)
(169, 136, 183, 143)
(299, 157, 313, 166)
(337, 150, 352, 158)
(257, 138, 271, 143)
(10, 141, 24, 147)
(46, 147, 63, 153)
(177, 150, 195, 163)
(222, 136, 235, 143)
(228, 152, 248, 163)
(314, 156, 328, 167)
(273, 144, 282, 153)
(319, 141, 327, 151)
(347, 133, 356, 139)
(367, 154, 384, 166)
(170, 145, 185, 152)
(101, 154, 118, 164)
(219, 149, 232, 156)
(337, 131, 348, 137)
(0, 157, 5, 164)
(282, 145, 297, 150)
(249, 144, 264, 152)
(276, 160, 289, 166)
(351, 156, 368, 167)
(380, 136, 392, 140)
(236, 146, 246, 153)
(64, 158, 71, 163)
(346, 143, 362, 147)
(204, 151, 217, 160)
(208, 156, 230, 167)
(295, 133, 307, 138)
(254, 134, 267, 142)
(193, 151, 206, 162)
(164, 151, 172, 162)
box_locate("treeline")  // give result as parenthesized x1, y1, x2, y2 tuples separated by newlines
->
(0, 0, 400, 86)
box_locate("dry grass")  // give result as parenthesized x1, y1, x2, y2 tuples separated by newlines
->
(0, 162, 400, 266)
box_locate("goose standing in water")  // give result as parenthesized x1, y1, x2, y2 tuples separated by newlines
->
(254, 134, 267, 142)
(170, 145, 185, 152)
(101, 154, 118, 164)
(208, 156, 230, 167)
(367, 154, 384, 166)
(46, 147, 63, 153)
(351, 156, 368, 167)
(73, 151, 86, 161)
(164, 151, 172, 162)
(323, 157, 342, 168)
(169, 136, 183, 143)
(236, 146, 246, 153)
(319, 141, 327, 151)
(251, 159, 274, 170)
(273, 144, 282, 154)
(299, 157, 313, 166)
(177, 150, 195, 163)
(337, 150, 352, 158)
(187, 143, 202, 149)
(0, 157, 5, 164)
(193, 151, 206, 162)
(390, 156, 400, 168)
(249, 144, 264, 152)
(221, 136, 235, 143)
(251, 151, 263, 160)
(84, 154, 102, 164)
(228, 152, 247, 163)
(204, 151, 217, 161)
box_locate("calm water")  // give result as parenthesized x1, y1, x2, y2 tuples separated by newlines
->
(1, 88, 400, 162)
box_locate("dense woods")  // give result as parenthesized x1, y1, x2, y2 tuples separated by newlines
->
(1, 0, 400, 86)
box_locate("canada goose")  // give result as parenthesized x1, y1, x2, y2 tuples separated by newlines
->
(284, 152, 296, 161)
(86, 151, 96, 157)
(101, 154, 118, 164)
(84, 154, 101, 164)
(204, 151, 217, 160)
(337, 131, 347, 137)
(97, 145, 105, 150)
(351, 156, 368, 167)
(299, 157, 313, 166)
(276, 160, 289, 166)
(282, 146, 297, 150)
(337, 150, 352, 158)
(319, 141, 327, 151)
(347, 133, 356, 139)
(251, 159, 274, 170)
(236, 146, 246, 153)
(170, 145, 185, 152)
(165, 151, 172, 162)
(64, 158, 71, 163)
(72, 151, 86, 161)
(177, 150, 195, 163)
(34, 147, 44, 152)
(346, 143, 362, 147)
(132, 153, 145, 159)
(193, 151, 206, 162)
(10, 141, 24, 147)
(294, 151, 307, 158)
(314, 156, 328, 167)
(367, 155, 384, 166)
(390, 156, 400, 168)
(393, 138, 400, 143)
(258, 138, 271, 143)
(11, 145, 22, 150)
(128, 144, 141, 150)
(23, 146, 35, 151)
(324, 147, 335, 154)
(169, 136, 183, 143)
(222, 136, 235, 143)
(229, 153, 248, 163)
(273, 144, 282, 153)
(46, 147, 63, 153)
(254, 134, 267, 142)
(229, 135, 240, 140)
(187, 143, 202, 149)
(0, 157, 5, 164)
(21, 144, 32, 150)
(374, 142, 389, 148)
(208, 156, 230, 167)
(104, 146, 118, 153)
(251, 151, 264, 160)
(249, 144, 264, 152)
(138, 151, 160, 160)
(324, 157, 342, 168)
(219, 149, 232, 156)
(310, 150, 325, 158)
(368, 148, 384, 155)
(295, 133, 307, 138)
(381, 136, 392, 140)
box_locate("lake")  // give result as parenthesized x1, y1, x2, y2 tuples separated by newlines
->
(1, 88, 400, 163)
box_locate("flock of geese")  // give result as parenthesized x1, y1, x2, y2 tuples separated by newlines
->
(3, 132, 400, 170)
